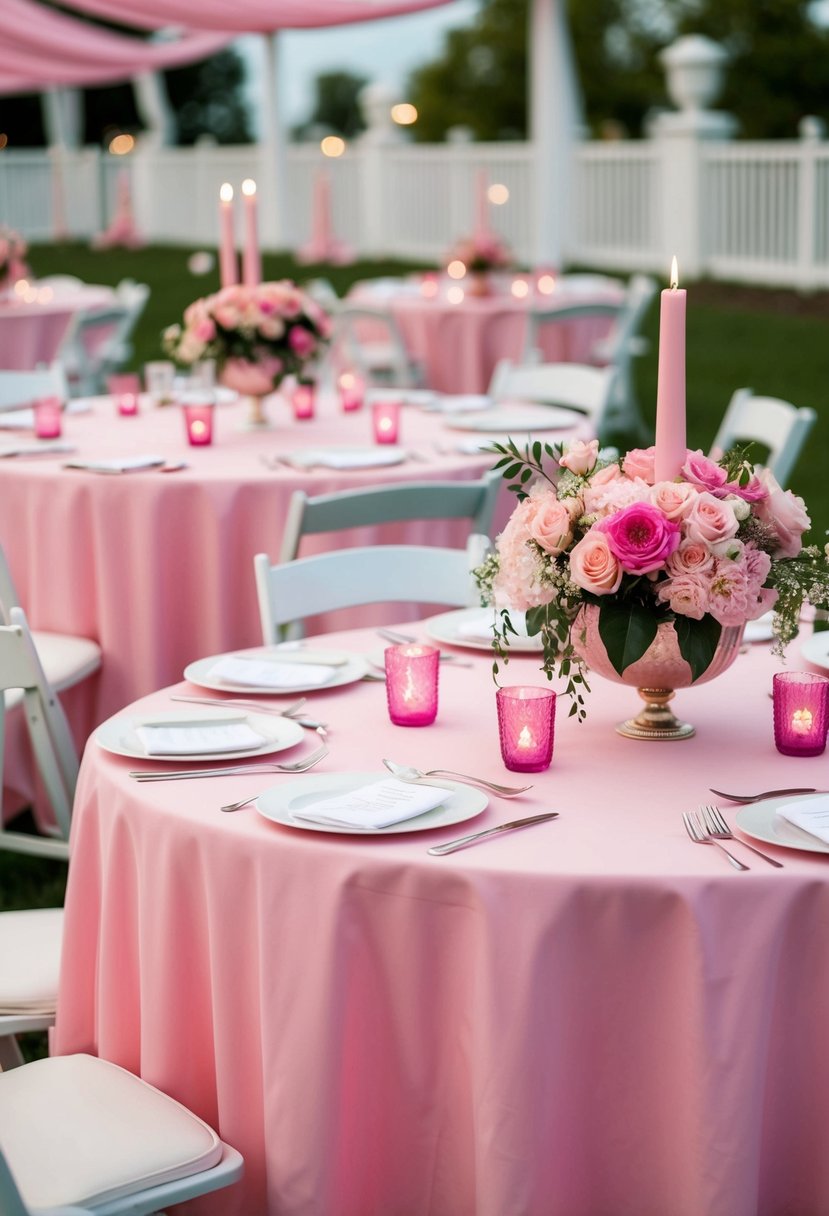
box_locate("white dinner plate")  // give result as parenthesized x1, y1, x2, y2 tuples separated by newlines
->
(800, 631, 829, 672)
(444, 405, 583, 432)
(282, 446, 407, 470)
(184, 647, 369, 694)
(95, 708, 304, 762)
(735, 794, 829, 855)
(425, 607, 544, 654)
(743, 612, 775, 644)
(256, 771, 488, 835)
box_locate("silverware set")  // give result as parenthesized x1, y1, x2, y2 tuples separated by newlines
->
(168, 694, 328, 735)
(682, 804, 784, 869)
(130, 743, 329, 783)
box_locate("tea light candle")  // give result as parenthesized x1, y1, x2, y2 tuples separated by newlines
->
(108, 373, 142, 417)
(338, 371, 365, 411)
(773, 672, 829, 756)
(33, 396, 63, 439)
(181, 399, 215, 446)
(653, 255, 687, 483)
(372, 399, 401, 445)
(385, 644, 439, 726)
(496, 686, 556, 772)
(292, 382, 316, 420)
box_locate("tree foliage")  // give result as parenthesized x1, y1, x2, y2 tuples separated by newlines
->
(294, 71, 368, 141)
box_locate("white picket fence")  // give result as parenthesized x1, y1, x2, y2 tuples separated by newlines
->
(2, 133, 829, 289)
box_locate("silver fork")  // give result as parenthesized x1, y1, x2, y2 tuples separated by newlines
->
(220, 745, 329, 811)
(375, 628, 473, 665)
(699, 804, 784, 867)
(131, 743, 328, 782)
(709, 786, 821, 804)
(682, 810, 749, 871)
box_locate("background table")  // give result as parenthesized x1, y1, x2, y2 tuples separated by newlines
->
(0, 285, 115, 371)
(54, 624, 829, 1216)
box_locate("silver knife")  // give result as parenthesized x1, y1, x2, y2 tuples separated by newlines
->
(427, 812, 559, 856)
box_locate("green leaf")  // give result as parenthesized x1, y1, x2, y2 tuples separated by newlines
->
(532, 440, 542, 464)
(503, 462, 523, 478)
(673, 614, 723, 682)
(597, 601, 659, 676)
(520, 467, 533, 483)
(524, 605, 548, 637)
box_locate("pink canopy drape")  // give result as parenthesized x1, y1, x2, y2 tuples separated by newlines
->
(0, 0, 231, 94)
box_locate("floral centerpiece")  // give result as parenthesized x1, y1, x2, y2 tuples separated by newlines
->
(476, 436, 829, 737)
(0, 227, 28, 293)
(445, 232, 513, 295)
(164, 280, 332, 426)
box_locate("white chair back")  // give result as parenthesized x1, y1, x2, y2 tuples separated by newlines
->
(710, 388, 817, 487)
(522, 299, 624, 365)
(332, 305, 421, 387)
(489, 360, 617, 437)
(0, 364, 67, 413)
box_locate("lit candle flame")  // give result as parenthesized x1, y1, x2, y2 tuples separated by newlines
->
(517, 725, 534, 749)
(220, 182, 233, 203)
(242, 179, 257, 197)
(670, 255, 679, 290)
(402, 665, 416, 704)
(191, 419, 208, 439)
(791, 708, 813, 734)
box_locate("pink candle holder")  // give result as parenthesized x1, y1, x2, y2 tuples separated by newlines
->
(108, 373, 141, 417)
(181, 399, 215, 446)
(773, 672, 829, 757)
(372, 399, 401, 445)
(33, 396, 63, 439)
(338, 371, 365, 412)
(385, 644, 439, 726)
(292, 382, 316, 420)
(496, 686, 556, 772)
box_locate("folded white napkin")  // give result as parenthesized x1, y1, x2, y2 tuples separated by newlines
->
(208, 654, 339, 689)
(135, 717, 267, 756)
(456, 609, 532, 642)
(0, 442, 75, 458)
(0, 401, 91, 428)
(433, 393, 493, 413)
(286, 448, 405, 470)
(776, 796, 829, 844)
(65, 455, 166, 474)
(294, 777, 448, 829)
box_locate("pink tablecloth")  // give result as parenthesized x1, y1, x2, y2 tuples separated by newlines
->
(0, 393, 520, 725)
(351, 283, 622, 393)
(55, 625, 829, 1216)
(0, 286, 114, 371)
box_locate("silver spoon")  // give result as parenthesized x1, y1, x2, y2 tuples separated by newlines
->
(220, 745, 329, 811)
(709, 786, 823, 804)
(382, 758, 532, 798)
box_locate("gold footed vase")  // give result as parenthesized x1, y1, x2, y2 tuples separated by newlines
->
(572, 605, 746, 740)
(220, 359, 282, 429)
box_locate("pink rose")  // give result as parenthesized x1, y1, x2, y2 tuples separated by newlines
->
(666, 539, 714, 576)
(288, 326, 316, 357)
(568, 532, 622, 595)
(683, 491, 740, 545)
(622, 447, 656, 484)
(559, 439, 600, 476)
(651, 480, 697, 521)
(589, 463, 622, 488)
(707, 559, 750, 626)
(656, 572, 710, 620)
(754, 469, 810, 558)
(682, 450, 728, 492)
(528, 494, 577, 556)
(599, 502, 680, 574)
(722, 473, 767, 503)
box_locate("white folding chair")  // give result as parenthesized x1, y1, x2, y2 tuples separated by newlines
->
(0, 608, 78, 860)
(255, 534, 488, 644)
(0, 1054, 243, 1214)
(488, 359, 618, 439)
(0, 907, 63, 1071)
(60, 280, 149, 397)
(331, 304, 423, 387)
(0, 365, 67, 413)
(522, 299, 625, 365)
(710, 388, 817, 487)
(279, 474, 502, 565)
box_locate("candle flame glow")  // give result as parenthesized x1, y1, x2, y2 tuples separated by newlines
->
(670, 255, 679, 290)
(220, 182, 233, 203)
(191, 419, 208, 438)
(241, 179, 256, 197)
(402, 666, 416, 704)
(517, 725, 534, 749)
(791, 708, 814, 734)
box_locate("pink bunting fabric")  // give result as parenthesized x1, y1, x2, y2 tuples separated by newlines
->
(0, 0, 231, 95)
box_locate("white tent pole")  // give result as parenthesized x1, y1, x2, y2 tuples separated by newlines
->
(260, 30, 287, 253)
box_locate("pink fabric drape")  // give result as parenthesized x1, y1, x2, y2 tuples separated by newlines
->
(0, 0, 231, 95)
(37, 0, 456, 32)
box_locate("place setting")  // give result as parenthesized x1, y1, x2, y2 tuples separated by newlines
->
(183, 646, 369, 695)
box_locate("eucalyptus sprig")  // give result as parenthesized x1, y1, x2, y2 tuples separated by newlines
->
(486, 439, 564, 500)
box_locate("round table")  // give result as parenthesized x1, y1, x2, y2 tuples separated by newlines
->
(0, 285, 115, 370)
(54, 623, 829, 1216)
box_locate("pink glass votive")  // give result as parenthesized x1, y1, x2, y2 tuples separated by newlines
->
(338, 370, 365, 412)
(372, 399, 401, 445)
(108, 373, 141, 416)
(292, 382, 316, 420)
(181, 399, 215, 446)
(772, 671, 829, 757)
(497, 686, 556, 772)
(385, 644, 439, 726)
(33, 396, 63, 439)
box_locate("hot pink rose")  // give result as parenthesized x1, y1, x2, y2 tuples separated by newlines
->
(683, 492, 740, 545)
(651, 480, 697, 521)
(754, 469, 810, 558)
(622, 447, 656, 484)
(559, 439, 600, 477)
(682, 450, 728, 492)
(599, 502, 680, 574)
(656, 572, 710, 620)
(288, 325, 316, 357)
(568, 532, 622, 595)
(528, 493, 577, 556)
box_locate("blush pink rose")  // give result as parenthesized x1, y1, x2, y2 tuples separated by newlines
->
(622, 447, 657, 484)
(651, 480, 697, 521)
(656, 572, 710, 620)
(599, 502, 680, 574)
(683, 491, 740, 545)
(707, 560, 750, 626)
(754, 469, 810, 558)
(682, 450, 728, 492)
(559, 439, 600, 476)
(568, 532, 622, 595)
(666, 539, 714, 576)
(528, 494, 577, 556)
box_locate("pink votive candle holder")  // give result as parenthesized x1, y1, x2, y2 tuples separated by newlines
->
(33, 396, 63, 439)
(385, 644, 439, 726)
(292, 382, 316, 420)
(372, 399, 401, 445)
(496, 686, 556, 772)
(772, 671, 829, 757)
(181, 399, 215, 446)
(338, 370, 365, 412)
(108, 373, 141, 416)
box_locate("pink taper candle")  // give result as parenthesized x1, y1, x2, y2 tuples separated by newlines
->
(653, 256, 687, 483)
(241, 178, 261, 287)
(218, 183, 238, 289)
(474, 168, 489, 239)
